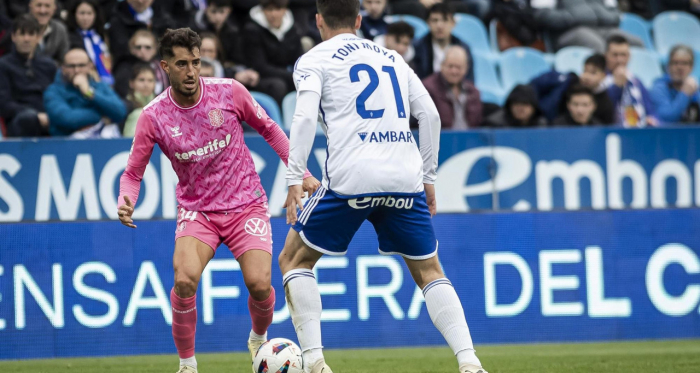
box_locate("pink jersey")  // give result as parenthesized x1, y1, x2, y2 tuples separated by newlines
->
(119, 77, 307, 212)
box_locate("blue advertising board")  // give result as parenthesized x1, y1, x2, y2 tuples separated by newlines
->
(1, 208, 700, 359)
(1, 127, 699, 222)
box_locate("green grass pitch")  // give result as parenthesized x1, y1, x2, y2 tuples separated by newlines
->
(2, 340, 699, 373)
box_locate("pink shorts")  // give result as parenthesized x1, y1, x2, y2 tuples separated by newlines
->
(174, 202, 273, 258)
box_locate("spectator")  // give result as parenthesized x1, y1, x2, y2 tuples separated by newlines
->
(244, 0, 306, 100)
(531, 53, 615, 124)
(66, 0, 112, 84)
(651, 45, 700, 124)
(422, 46, 482, 129)
(486, 0, 545, 52)
(531, 0, 643, 53)
(389, 0, 490, 20)
(112, 30, 169, 98)
(0, 15, 56, 137)
(199, 57, 216, 78)
(122, 63, 155, 137)
(360, 0, 389, 40)
(44, 48, 126, 138)
(29, 0, 70, 63)
(552, 84, 603, 126)
(199, 32, 225, 78)
(484, 84, 547, 127)
(0, 12, 11, 57)
(413, 3, 474, 81)
(374, 21, 415, 66)
(108, 0, 175, 68)
(604, 35, 657, 127)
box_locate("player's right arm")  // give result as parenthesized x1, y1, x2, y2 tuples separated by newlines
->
(407, 69, 441, 216)
(118, 113, 157, 228)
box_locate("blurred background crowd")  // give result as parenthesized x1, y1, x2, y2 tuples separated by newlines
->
(1, 0, 699, 139)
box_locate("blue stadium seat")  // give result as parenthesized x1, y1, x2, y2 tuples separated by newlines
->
(280, 91, 325, 134)
(653, 11, 700, 56)
(620, 13, 654, 50)
(387, 15, 429, 41)
(479, 89, 506, 106)
(453, 13, 493, 59)
(554, 46, 594, 75)
(694, 50, 700, 81)
(499, 47, 552, 92)
(488, 19, 499, 53)
(629, 47, 663, 89)
(250, 91, 283, 126)
(472, 53, 505, 99)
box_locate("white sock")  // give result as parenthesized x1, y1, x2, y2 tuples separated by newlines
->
(249, 329, 267, 342)
(423, 278, 481, 367)
(180, 356, 197, 369)
(283, 269, 324, 372)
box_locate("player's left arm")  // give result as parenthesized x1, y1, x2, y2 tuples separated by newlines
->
(408, 70, 441, 216)
(231, 81, 318, 193)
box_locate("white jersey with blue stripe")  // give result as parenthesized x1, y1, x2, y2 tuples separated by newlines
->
(292, 33, 430, 197)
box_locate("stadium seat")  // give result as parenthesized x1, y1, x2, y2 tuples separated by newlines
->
(479, 89, 506, 106)
(499, 47, 552, 92)
(653, 11, 700, 56)
(554, 46, 594, 75)
(250, 91, 283, 126)
(453, 13, 493, 59)
(387, 15, 429, 41)
(629, 47, 663, 89)
(620, 13, 654, 50)
(694, 49, 700, 81)
(280, 91, 325, 134)
(489, 19, 499, 53)
(472, 53, 505, 99)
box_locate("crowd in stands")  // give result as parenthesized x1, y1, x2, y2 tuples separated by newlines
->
(1, 0, 700, 139)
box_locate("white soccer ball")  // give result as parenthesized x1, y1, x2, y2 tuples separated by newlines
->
(252, 338, 304, 373)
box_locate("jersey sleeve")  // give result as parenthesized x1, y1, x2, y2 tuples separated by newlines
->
(293, 54, 324, 95)
(118, 113, 156, 207)
(407, 67, 430, 103)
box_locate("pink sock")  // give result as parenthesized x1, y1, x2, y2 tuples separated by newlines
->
(248, 286, 276, 335)
(171, 288, 197, 358)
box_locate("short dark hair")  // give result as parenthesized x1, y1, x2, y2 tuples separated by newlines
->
(606, 35, 629, 51)
(67, 0, 105, 37)
(386, 21, 414, 40)
(12, 14, 42, 34)
(130, 62, 155, 81)
(584, 54, 606, 71)
(566, 84, 595, 103)
(317, 0, 360, 30)
(427, 2, 454, 21)
(260, 0, 289, 9)
(207, 0, 232, 7)
(159, 28, 202, 60)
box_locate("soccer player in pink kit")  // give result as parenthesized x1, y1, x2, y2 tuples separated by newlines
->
(116, 28, 319, 373)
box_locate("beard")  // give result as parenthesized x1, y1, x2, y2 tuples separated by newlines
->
(175, 81, 199, 97)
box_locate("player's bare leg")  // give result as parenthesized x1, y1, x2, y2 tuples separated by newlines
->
(238, 249, 276, 361)
(404, 255, 487, 373)
(172, 237, 215, 373)
(278, 229, 332, 373)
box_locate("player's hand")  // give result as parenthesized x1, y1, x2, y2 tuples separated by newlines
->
(118, 195, 137, 228)
(284, 184, 304, 225)
(424, 183, 437, 217)
(302, 176, 320, 196)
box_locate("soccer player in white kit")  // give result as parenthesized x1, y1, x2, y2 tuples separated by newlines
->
(277, 1, 488, 373)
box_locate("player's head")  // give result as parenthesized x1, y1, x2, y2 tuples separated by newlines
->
(159, 28, 202, 98)
(385, 21, 414, 58)
(605, 34, 630, 71)
(315, 0, 361, 41)
(580, 54, 606, 89)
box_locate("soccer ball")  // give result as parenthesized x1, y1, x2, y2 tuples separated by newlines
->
(252, 338, 304, 373)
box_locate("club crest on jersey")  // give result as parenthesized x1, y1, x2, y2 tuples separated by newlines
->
(245, 218, 268, 236)
(208, 108, 225, 127)
(170, 126, 183, 137)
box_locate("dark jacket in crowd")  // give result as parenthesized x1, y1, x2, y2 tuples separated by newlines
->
(194, 13, 246, 69)
(552, 112, 603, 126)
(483, 84, 548, 128)
(112, 55, 169, 98)
(244, 6, 305, 91)
(485, 0, 540, 47)
(533, 0, 620, 35)
(0, 13, 11, 58)
(40, 19, 71, 63)
(108, 1, 176, 68)
(530, 70, 615, 124)
(413, 34, 475, 81)
(0, 49, 57, 121)
(359, 11, 389, 40)
(422, 72, 483, 129)
(44, 71, 127, 136)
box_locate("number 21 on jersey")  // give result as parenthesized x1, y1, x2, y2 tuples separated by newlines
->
(350, 64, 406, 120)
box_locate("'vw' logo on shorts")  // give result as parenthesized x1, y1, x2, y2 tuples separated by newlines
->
(245, 218, 268, 236)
